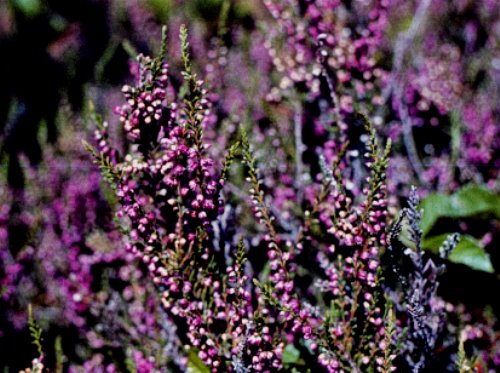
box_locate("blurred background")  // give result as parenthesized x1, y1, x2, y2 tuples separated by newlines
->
(0, 0, 259, 190)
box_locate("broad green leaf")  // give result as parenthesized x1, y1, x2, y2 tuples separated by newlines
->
(423, 234, 494, 273)
(420, 185, 500, 236)
(450, 185, 500, 218)
(420, 192, 451, 236)
(187, 350, 210, 373)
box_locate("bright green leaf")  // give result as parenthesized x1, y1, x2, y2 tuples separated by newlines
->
(449, 185, 500, 219)
(423, 234, 494, 273)
(420, 192, 451, 236)
(420, 185, 500, 236)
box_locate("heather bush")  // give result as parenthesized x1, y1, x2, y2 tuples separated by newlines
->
(86, 25, 396, 372)
(1, 1, 499, 372)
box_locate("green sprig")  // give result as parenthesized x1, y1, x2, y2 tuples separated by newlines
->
(28, 304, 43, 356)
(82, 140, 121, 192)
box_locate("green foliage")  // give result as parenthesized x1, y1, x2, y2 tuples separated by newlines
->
(423, 234, 493, 273)
(185, 0, 252, 24)
(220, 140, 240, 183)
(82, 140, 121, 193)
(180, 24, 206, 154)
(235, 237, 247, 268)
(381, 301, 406, 372)
(419, 184, 499, 272)
(54, 336, 67, 373)
(125, 351, 138, 373)
(420, 184, 500, 236)
(180, 24, 193, 78)
(217, 0, 231, 38)
(300, 142, 349, 241)
(449, 110, 462, 174)
(385, 14, 414, 42)
(28, 304, 43, 357)
(83, 102, 122, 196)
(241, 129, 278, 239)
(357, 112, 391, 218)
(159, 25, 168, 66)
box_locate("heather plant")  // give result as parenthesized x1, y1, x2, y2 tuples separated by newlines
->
(87, 25, 479, 373)
(90, 25, 286, 372)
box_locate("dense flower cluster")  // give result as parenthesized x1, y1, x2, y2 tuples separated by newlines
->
(87, 23, 403, 372)
(94, 27, 291, 372)
(87, 22, 407, 371)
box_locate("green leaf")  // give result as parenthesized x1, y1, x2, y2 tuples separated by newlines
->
(420, 193, 451, 236)
(188, 350, 211, 373)
(450, 185, 500, 218)
(420, 185, 500, 236)
(282, 344, 302, 365)
(423, 234, 494, 273)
